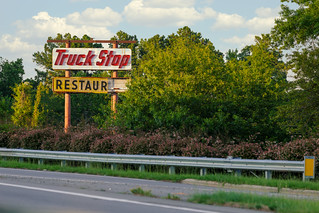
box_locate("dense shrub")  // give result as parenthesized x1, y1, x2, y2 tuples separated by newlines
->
(90, 135, 114, 153)
(69, 127, 105, 152)
(228, 142, 263, 159)
(258, 141, 283, 160)
(2, 127, 319, 175)
(41, 130, 71, 151)
(7, 128, 27, 148)
(280, 137, 319, 161)
(20, 128, 56, 150)
(0, 131, 11, 147)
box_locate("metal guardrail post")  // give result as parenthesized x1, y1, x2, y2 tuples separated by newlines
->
(265, 171, 272, 179)
(85, 162, 90, 168)
(38, 159, 44, 165)
(111, 163, 117, 171)
(139, 165, 145, 172)
(61, 160, 66, 167)
(200, 168, 207, 176)
(169, 166, 175, 175)
(234, 170, 242, 177)
(19, 157, 24, 163)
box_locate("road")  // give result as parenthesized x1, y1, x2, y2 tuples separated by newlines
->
(0, 167, 264, 213)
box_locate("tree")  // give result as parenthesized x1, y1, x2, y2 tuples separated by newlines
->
(271, 0, 319, 136)
(11, 82, 33, 127)
(0, 57, 24, 97)
(271, 0, 319, 49)
(115, 27, 226, 134)
(223, 35, 288, 141)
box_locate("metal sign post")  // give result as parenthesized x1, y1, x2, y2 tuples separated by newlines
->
(111, 41, 118, 114)
(64, 41, 71, 132)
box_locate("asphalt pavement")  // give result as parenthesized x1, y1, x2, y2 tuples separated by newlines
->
(0, 167, 264, 213)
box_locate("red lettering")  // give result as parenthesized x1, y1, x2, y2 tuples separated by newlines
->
(59, 54, 69, 65)
(84, 51, 95, 66)
(119, 55, 130, 68)
(96, 50, 108, 66)
(54, 49, 66, 65)
(67, 54, 77, 65)
(76, 54, 85, 65)
(105, 51, 114, 66)
(111, 55, 121, 66)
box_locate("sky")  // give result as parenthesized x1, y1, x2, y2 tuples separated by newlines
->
(0, 0, 287, 79)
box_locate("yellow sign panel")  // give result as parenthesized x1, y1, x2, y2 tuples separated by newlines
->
(304, 156, 315, 178)
(53, 77, 108, 94)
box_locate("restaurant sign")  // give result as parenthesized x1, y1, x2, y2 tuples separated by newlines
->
(52, 77, 129, 94)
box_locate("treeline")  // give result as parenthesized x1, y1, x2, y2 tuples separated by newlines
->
(1, 1, 319, 145)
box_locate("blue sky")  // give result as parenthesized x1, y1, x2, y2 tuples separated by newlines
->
(1, 0, 286, 79)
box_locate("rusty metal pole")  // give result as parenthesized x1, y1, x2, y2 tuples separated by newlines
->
(111, 41, 119, 114)
(65, 41, 71, 132)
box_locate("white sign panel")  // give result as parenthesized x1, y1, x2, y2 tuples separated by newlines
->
(52, 48, 132, 70)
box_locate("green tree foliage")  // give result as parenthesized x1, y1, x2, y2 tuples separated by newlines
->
(115, 29, 288, 141)
(271, 0, 319, 136)
(223, 35, 288, 141)
(11, 82, 33, 127)
(272, 0, 319, 49)
(0, 57, 24, 97)
(115, 27, 226, 135)
(0, 96, 13, 123)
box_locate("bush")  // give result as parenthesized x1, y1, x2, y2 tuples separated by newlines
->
(69, 127, 105, 152)
(228, 142, 263, 159)
(90, 135, 114, 153)
(2, 127, 319, 176)
(0, 131, 10, 147)
(280, 137, 319, 161)
(20, 128, 56, 150)
(7, 128, 27, 148)
(41, 130, 70, 151)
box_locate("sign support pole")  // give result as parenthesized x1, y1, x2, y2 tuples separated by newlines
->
(65, 41, 71, 132)
(111, 41, 119, 114)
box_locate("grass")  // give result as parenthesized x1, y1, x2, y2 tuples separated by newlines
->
(130, 187, 156, 197)
(189, 191, 319, 213)
(1, 159, 319, 191)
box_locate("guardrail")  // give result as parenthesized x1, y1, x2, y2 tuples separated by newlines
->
(0, 148, 315, 181)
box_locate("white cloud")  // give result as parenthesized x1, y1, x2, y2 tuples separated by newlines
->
(246, 16, 276, 33)
(246, 7, 280, 33)
(255, 7, 280, 18)
(5, 7, 121, 78)
(144, 0, 195, 8)
(223, 34, 256, 48)
(0, 34, 40, 53)
(0, 34, 43, 78)
(213, 13, 245, 29)
(15, 11, 114, 40)
(67, 7, 122, 27)
(213, 7, 279, 32)
(220, 7, 280, 47)
(123, 0, 216, 27)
